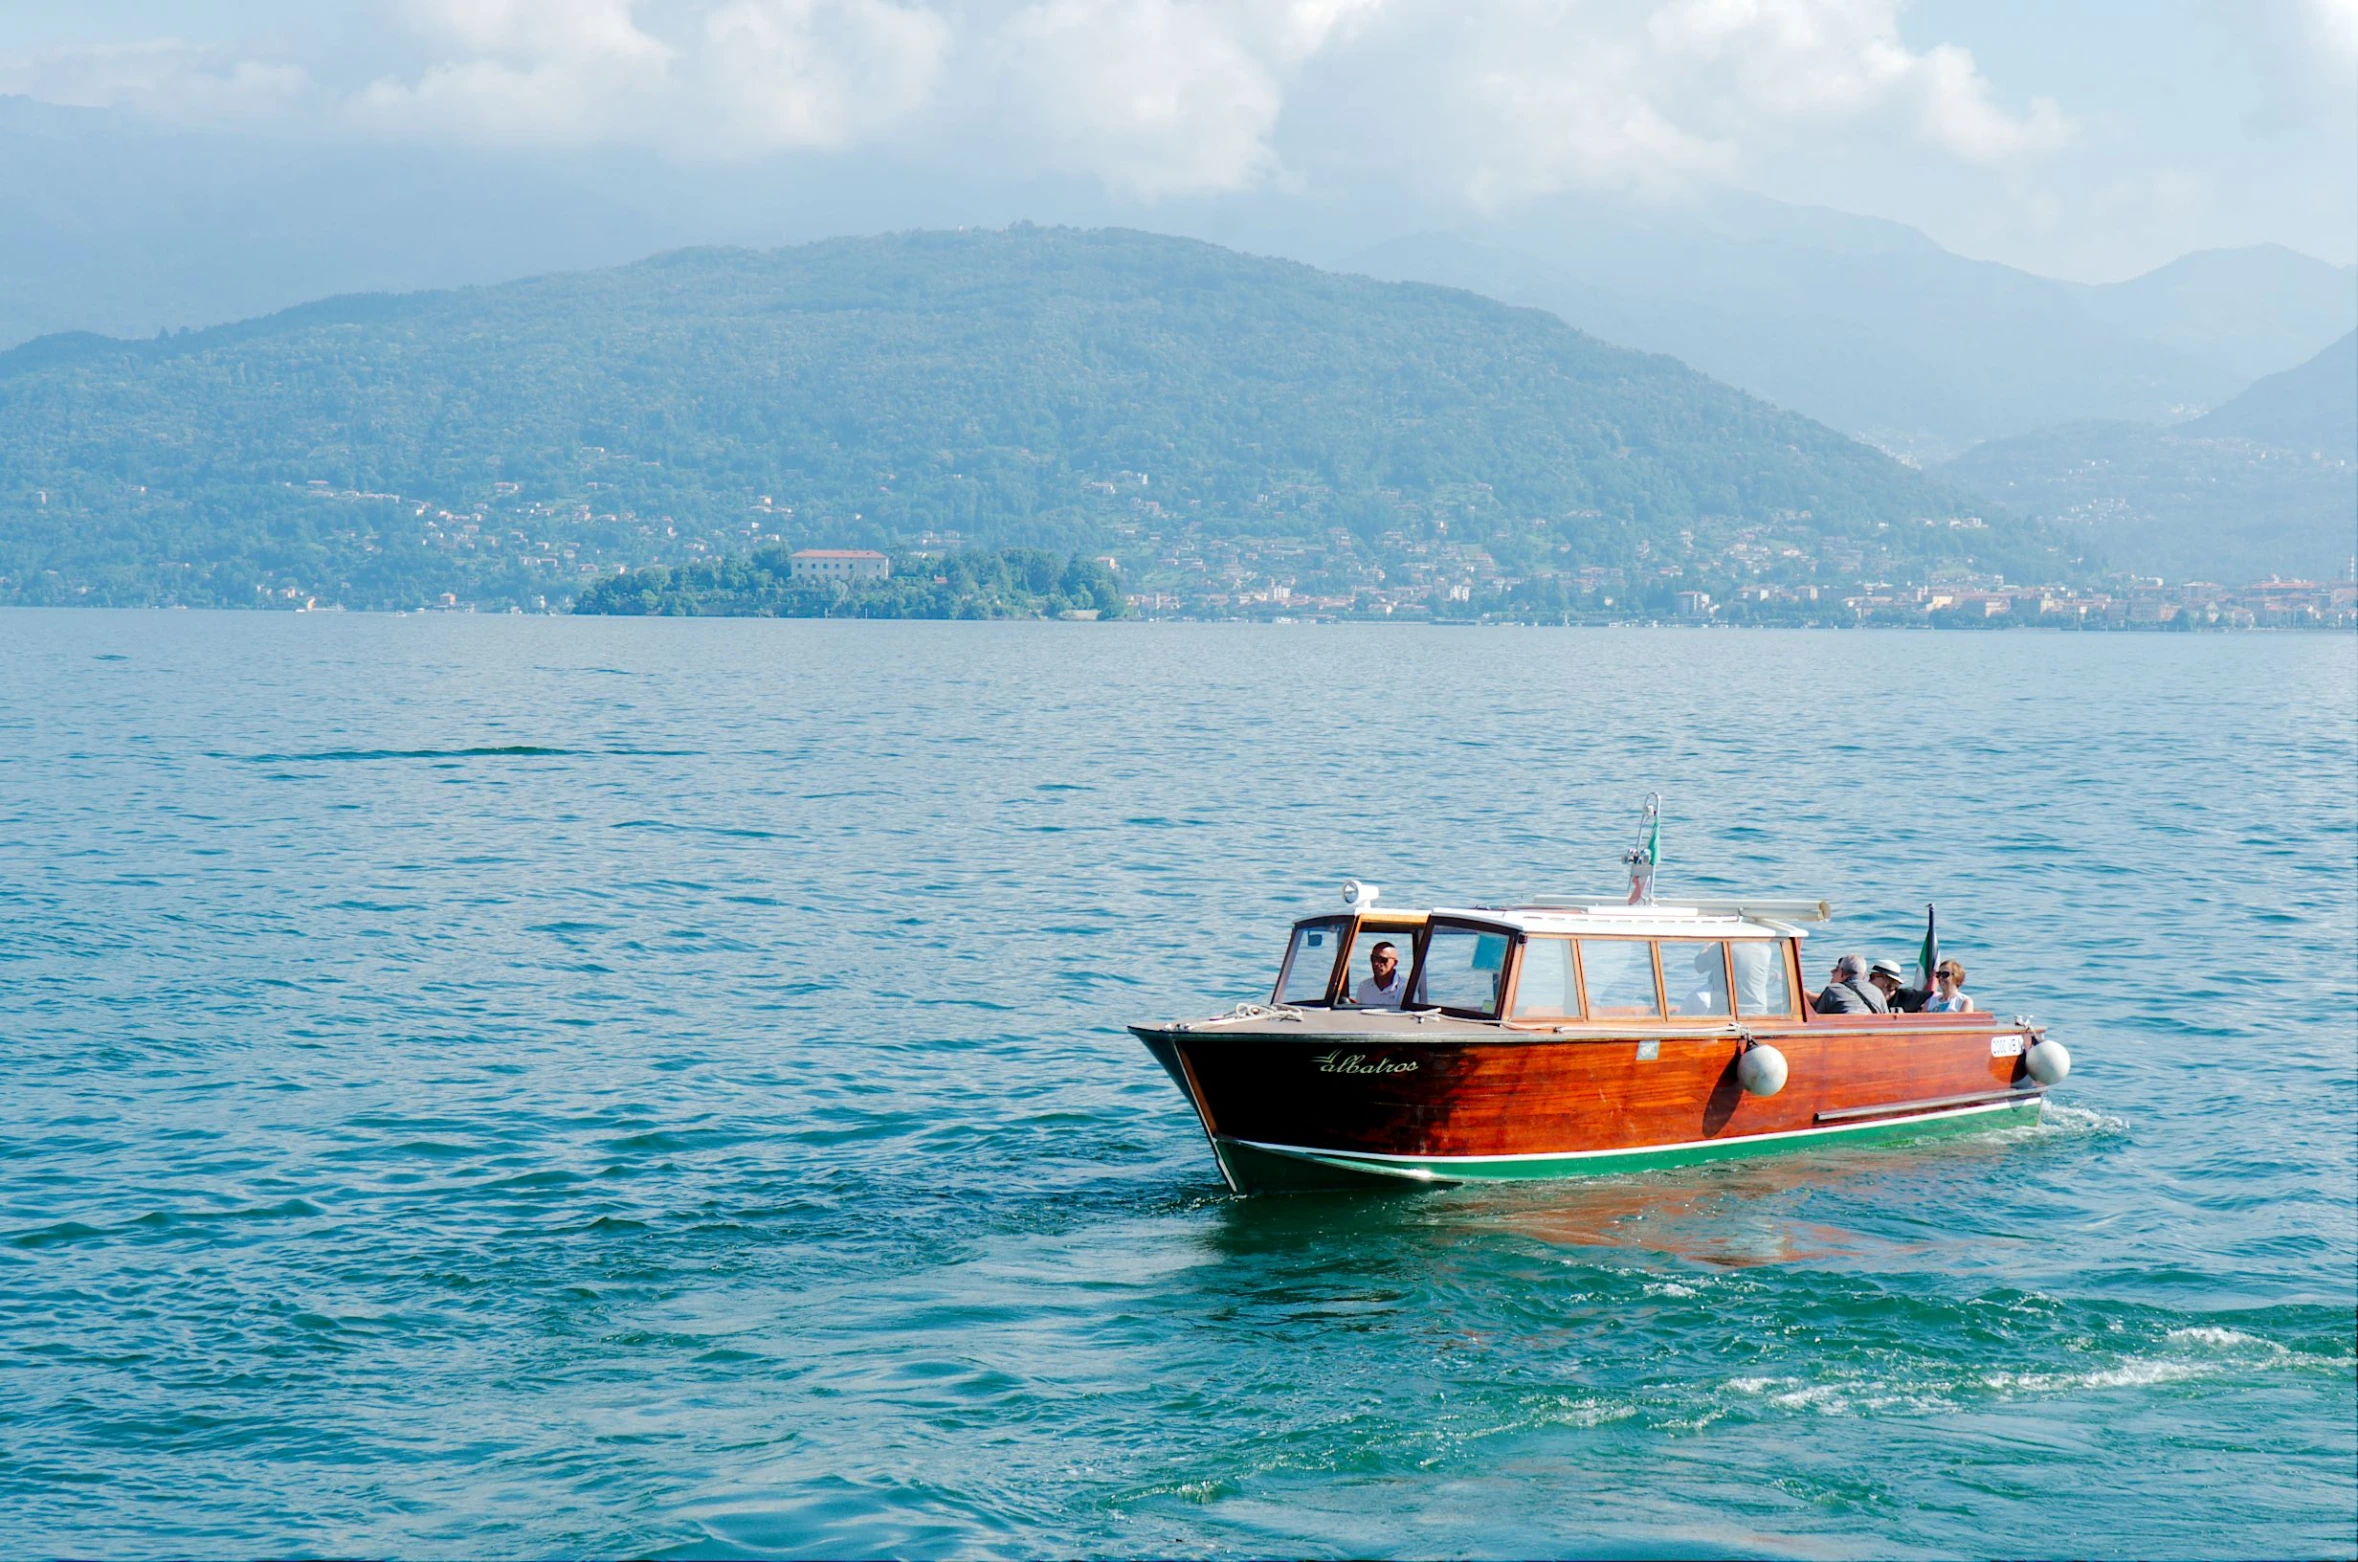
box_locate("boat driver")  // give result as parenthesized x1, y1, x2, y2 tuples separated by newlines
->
(1813, 954, 1888, 1014)
(1354, 941, 1406, 1008)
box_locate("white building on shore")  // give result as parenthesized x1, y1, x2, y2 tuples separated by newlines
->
(790, 549, 890, 583)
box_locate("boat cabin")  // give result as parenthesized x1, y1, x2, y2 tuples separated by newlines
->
(1271, 903, 1821, 1027)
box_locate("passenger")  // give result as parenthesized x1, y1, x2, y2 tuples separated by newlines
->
(1868, 958, 1929, 1013)
(1353, 941, 1406, 1008)
(1922, 960, 1975, 1013)
(1682, 942, 1732, 1014)
(1813, 954, 1887, 1014)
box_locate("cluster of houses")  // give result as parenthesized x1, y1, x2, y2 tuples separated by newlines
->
(1718, 577, 2358, 629)
(780, 539, 2355, 630)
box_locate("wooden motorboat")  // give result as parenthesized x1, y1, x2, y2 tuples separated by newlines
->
(1130, 812, 2070, 1194)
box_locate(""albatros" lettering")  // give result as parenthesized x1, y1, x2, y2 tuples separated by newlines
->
(1312, 1051, 1418, 1075)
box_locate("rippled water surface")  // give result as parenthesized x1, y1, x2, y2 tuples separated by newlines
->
(1, 614, 2351, 1558)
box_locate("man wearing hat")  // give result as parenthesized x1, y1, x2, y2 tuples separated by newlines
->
(1867, 958, 1930, 1013)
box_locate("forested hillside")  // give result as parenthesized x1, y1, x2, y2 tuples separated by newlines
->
(574, 548, 1126, 618)
(2184, 331, 2356, 452)
(0, 225, 2065, 610)
(1941, 332, 2356, 585)
(1354, 221, 2354, 464)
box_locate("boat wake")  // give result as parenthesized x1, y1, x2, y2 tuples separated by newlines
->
(2025, 1101, 2130, 1139)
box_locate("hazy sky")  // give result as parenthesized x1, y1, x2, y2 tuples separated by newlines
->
(2, 0, 2352, 281)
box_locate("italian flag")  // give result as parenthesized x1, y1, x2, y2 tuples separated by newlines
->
(1918, 904, 1939, 988)
(1627, 810, 1660, 903)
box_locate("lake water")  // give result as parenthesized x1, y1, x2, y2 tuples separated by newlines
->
(1, 613, 2351, 1558)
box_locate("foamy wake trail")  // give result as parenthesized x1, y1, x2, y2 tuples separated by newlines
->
(1719, 1320, 2305, 1418)
(2032, 1102, 2129, 1137)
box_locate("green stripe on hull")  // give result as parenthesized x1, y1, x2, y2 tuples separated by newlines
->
(1219, 1098, 2042, 1190)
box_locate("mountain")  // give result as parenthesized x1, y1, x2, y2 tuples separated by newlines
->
(4, 99, 2349, 471)
(0, 96, 703, 353)
(0, 226, 2052, 610)
(2079, 249, 2358, 382)
(2183, 330, 2358, 452)
(1938, 333, 2357, 584)
(1348, 202, 2355, 463)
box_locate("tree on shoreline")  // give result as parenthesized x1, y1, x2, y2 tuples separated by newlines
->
(573, 548, 1127, 619)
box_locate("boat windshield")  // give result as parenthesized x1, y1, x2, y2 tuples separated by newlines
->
(1275, 918, 1349, 1005)
(1411, 925, 1511, 1017)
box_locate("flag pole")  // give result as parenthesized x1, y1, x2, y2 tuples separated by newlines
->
(1624, 793, 1661, 905)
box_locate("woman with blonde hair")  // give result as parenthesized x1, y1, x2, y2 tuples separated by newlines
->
(1923, 960, 1974, 1013)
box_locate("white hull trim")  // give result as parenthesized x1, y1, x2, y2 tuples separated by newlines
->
(1222, 1094, 2042, 1183)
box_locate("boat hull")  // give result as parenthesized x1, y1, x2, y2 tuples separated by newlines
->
(1134, 1018, 2045, 1194)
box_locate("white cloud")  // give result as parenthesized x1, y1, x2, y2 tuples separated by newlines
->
(1365, 0, 2074, 207)
(983, 0, 1286, 196)
(0, 40, 311, 122)
(701, 0, 951, 151)
(2217, 0, 2358, 133)
(349, 0, 949, 154)
(353, 0, 673, 148)
(0, 0, 2076, 200)
(1907, 42, 2071, 163)
(1652, 0, 2073, 163)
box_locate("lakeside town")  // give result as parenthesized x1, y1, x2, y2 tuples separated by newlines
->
(777, 539, 2357, 629)
(256, 478, 2356, 628)
(907, 522, 2358, 630)
(1113, 570, 2358, 630)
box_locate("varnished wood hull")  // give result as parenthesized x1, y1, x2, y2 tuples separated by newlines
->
(1133, 1017, 2044, 1194)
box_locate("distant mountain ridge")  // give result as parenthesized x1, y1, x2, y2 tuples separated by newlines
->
(1350, 203, 2355, 461)
(0, 226, 2057, 610)
(2184, 330, 2357, 452)
(1939, 332, 2357, 584)
(2078, 248, 2358, 381)
(1, 97, 2348, 471)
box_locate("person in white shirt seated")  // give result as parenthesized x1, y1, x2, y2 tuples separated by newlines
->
(1922, 960, 1975, 1012)
(1353, 941, 1406, 1008)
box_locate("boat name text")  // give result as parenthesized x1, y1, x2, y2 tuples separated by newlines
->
(1313, 1050, 1419, 1076)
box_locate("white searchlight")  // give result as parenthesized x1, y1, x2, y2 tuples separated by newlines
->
(1342, 879, 1380, 911)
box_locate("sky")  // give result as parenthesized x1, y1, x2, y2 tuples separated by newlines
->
(0, 0, 2352, 281)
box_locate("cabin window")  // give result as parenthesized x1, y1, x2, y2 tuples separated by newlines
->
(1731, 939, 1795, 1018)
(1275, 918, 1348, 1005)
(1510, 936, 1578, 1019)
(1412, 927, 1510, 1016)
(1661, 939, 1732, 1018)
(1578, 938, 1661, 1018)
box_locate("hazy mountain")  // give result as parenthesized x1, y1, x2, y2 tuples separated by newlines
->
(0, 227, 2048, 610)
(0, 96, 707, 349)
(3, 98, 2349, 473)
(2182, 330, 2358, 452)
(1348, 203, 2355, 462)
(1939, 333, 2357, 584)
(2079, 250, 2358, 382)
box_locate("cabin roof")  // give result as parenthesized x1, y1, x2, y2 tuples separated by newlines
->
(1445, 905, 1799, 939)
(1311, 898, 1826, 939)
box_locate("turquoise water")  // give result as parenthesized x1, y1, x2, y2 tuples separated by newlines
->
(1, 614, 2351, 1558)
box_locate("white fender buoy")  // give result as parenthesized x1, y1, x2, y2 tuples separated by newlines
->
(2024, 1036, 2071, 1086)
(1737, 1043, 1788, 1097)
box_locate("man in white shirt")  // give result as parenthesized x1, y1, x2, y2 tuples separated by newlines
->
(1353, 941, 1406, 1008)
